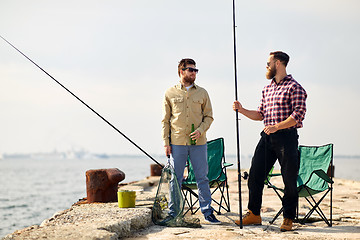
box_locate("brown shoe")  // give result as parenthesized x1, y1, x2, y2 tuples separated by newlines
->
(235, 210, 262, 226)
(280, 218, 293, 232)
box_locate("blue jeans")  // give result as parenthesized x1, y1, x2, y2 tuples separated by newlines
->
(171, 144, 213, 217)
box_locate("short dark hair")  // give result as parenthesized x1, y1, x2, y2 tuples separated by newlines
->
(270, 51, 290, 67)
(178, 58, 196, 76)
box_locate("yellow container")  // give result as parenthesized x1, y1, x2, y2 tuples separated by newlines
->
(118, 190, 136, 208)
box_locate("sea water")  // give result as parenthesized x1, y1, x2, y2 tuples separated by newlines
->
(0, 154, 154, 238)
(0, 154, 359, 238)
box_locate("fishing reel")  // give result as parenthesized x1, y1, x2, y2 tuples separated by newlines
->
(242, 171, 249, 180)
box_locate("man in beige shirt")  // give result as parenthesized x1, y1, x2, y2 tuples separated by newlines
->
(161, 58, 220, 224)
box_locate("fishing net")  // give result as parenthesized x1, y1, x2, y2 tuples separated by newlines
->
(152, 159, 201, 228)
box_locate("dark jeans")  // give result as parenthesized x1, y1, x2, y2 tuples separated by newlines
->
(248, 129, 300, 220)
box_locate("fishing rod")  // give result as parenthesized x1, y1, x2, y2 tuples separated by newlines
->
(232, 0, 243, 228)
(0, 34, 163, 168)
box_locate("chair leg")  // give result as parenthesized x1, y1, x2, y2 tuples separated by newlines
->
(330, 185, 333, 227)
(269, 187, 284, 224)
(269, 195, 299, 224)
(301, 188, 332, 226)
(182, 189, 191, 215)
(205, 181, 231, 215)
(218, 183, 224, 214)
(295, 198, 299, 223)
(210, 185, 223, 214)
(182, 180, 232, 216)
(214, 181, 229, 214)
(216, 181, 231, 213)
(189, 189, 200, 214)
(182, 186, 200, 215)
(270, 207, 283, 224)
(210, 184, 222, 214)
(302, 197, 331, 226)
(226, 181, 231, 212)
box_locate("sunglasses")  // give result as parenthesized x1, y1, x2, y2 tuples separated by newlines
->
(182, 67, 199, 73)
(267, 59, 279, 67)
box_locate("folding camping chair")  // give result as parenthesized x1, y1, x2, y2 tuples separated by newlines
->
(266, 143, 334, 226)
(181, 137, 233, 215)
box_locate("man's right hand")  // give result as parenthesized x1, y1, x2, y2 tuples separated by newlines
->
(233, 101, 243, 112)
(164, 145, 171, 157)
(233, 100, 263, 121)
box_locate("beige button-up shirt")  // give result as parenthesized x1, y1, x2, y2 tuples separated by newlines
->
(162, 83, 214, 146)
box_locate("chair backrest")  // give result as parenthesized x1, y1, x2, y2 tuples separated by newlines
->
(297, 144, 333, 196)
(184, 138, 225, 185)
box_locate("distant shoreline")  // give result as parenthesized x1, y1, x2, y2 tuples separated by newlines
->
(2, 152, 359, 159)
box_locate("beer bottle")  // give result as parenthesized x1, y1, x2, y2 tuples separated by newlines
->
(190, 124, 196, 145)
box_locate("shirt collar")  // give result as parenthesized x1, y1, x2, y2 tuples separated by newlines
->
(176, 82, 198, 90)
(271, 74, 292, 86)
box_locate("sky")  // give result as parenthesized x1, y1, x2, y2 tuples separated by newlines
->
(0, 0, 359, 159)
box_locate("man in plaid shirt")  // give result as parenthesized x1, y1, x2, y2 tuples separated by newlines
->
(233, 51, 307, 231)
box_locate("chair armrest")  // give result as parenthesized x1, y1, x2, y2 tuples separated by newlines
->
(304, 169, 334, 186)
(265, 172, 281, 185)
(266, 182, 285, 193)
(223, 162, 233, 168)
(269, 173, 282, 177)
(314, 169, 334, 184)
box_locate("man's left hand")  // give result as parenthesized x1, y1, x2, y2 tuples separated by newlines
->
(190, 130, 201, 141)
(264, 125, 279, 135)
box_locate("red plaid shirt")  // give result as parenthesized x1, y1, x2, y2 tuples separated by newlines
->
(257, 75, 307, 128)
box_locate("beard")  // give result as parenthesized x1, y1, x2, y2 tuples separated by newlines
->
(266, 67, 276, 80)
(183, 75, 195, 84)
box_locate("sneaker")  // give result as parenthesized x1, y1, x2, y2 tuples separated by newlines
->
(280, 218, 293, 232)
(205, 213, 221, 224)
(235, 210, 262, 226)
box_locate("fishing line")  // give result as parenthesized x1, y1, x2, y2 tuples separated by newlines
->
(0, 34, 163, 168)
(232, 0, 243, 228)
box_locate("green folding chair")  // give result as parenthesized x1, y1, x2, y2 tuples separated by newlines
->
(181, 138, 233, 215)
(266, 143, 334, 226)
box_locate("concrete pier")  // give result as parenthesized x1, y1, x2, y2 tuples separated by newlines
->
(3, 170, 360, 240)
(3, 176, 159, 240)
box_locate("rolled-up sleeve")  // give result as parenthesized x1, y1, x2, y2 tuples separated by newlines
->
(290, 85, 307, 123)
(257, 89, 266, 118)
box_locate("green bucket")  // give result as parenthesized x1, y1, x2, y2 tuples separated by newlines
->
(118, 190, 136, 208)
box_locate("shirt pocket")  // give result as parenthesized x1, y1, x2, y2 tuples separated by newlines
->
(171, 97, 184, 113)
(192, 98, 203, 113)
